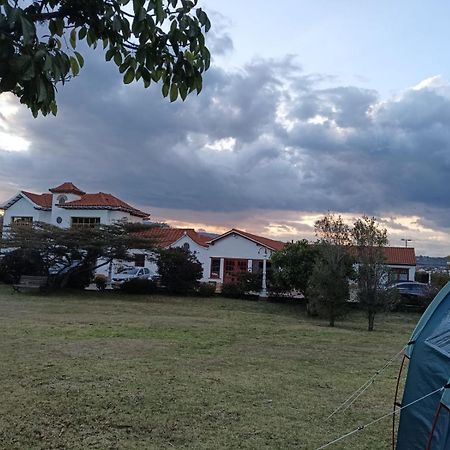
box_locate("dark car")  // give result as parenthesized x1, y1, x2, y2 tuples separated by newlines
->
(392, 282, 437, 312)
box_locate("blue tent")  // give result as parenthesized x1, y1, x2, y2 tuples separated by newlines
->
(396, 282, 450, 449)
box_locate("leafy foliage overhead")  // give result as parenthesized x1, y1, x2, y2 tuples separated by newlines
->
(0, 0, 211, 117)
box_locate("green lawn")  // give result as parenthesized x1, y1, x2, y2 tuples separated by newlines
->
(0, 284, 419, 449)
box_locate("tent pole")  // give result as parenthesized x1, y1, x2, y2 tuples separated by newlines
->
(392, 355, 406, 450)
(426, 403, 442, 450)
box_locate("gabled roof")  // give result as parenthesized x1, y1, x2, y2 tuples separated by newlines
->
(22, 191, 52, 209)
(49, 182, 85, 196)
(384, 247, 416, 266)
(135, 227, 210, 248)
(59, 192, 149, 218)
(209, 228, 286, 251)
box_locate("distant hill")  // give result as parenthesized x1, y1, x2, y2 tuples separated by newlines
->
(417, 255, 449, 269)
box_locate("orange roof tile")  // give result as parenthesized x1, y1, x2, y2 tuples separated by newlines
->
(49, 182, 85, 195)
(210, 228, 286, 251)
(135, 227, 210, 248)
(384, 247, 416, 266)
(60, 192, 149, 218)
(21, 191, 52, 209)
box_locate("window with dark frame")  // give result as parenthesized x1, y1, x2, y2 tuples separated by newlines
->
(71, 217, 101, 228)
(210, 258, 220, 278)
(11, 216, 33, 227)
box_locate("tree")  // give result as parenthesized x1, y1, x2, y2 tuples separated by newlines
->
(352, 215, 389, 331)
(307, 214, 354, 326)
(270, 240, 318, 296)
(0, 0, 211, 117)
(156, 247, 202, 295)
(0, 221, 156, 287)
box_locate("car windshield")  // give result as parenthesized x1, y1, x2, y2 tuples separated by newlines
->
(118, 268, 139, 275)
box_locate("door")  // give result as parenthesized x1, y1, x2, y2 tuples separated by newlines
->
(223, 259, 248, 284)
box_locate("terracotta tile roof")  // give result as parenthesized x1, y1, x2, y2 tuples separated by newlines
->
(135, 227, 210, 248)
(351, 246, 416, 266)
(210, 228, 286, 251)
(21, 191, 52, 209)
(49, 182, 85, 196)
(384, 247, 416, 266)
(60, 193, 149, 218)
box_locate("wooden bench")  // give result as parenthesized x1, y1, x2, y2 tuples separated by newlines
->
(13, 275, 49, 293)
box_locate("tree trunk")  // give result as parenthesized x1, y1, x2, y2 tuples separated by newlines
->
(368, 310, 375, 331)
(329, 315, 335, 327)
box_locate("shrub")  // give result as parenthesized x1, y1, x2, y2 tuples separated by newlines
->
(120, 278, 158, 295)
(94, 274, 107, 291)
(221, 282, 244, 298)
(196, 282, 217, 297)
(156, 248, 203, 295)
(0, 249, 46, 284)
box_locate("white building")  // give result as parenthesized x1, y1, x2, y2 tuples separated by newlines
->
(0, 182, 149, 232)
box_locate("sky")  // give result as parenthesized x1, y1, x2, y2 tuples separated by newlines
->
(2, 1, 450, 255)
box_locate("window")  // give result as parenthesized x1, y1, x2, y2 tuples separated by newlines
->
(182, 242, 190, 251)
(71, 217, 100, 228)
(11, 216, 33, 227)
(134, 253, 145, 267)
(390, 268, 410, 282)
(210, 258, 221, 278)
(57, 194, 67, 205)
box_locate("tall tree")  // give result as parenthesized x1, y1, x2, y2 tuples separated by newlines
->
(270, 239, 318, 296)
(0, 221, 156, 287)
(307, 213, 354, 325)
(0, 0, 211, 116)
(156, 246, 202, 295)
(352, 215, 389, 331)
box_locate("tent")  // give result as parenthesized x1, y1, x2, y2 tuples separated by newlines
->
(395, 282, 450, 449)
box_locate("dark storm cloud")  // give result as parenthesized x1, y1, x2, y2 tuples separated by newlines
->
(1, 46, 450, 231)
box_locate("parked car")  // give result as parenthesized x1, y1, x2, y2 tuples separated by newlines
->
(392, 282, 437, 311)
(111, 267, 153, 288)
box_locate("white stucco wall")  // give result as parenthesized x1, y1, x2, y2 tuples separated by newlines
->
(207, 233, 274, 261)
(2, 197, 41, 229)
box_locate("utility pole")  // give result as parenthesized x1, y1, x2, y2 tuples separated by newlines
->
(401, 238, 412, 248)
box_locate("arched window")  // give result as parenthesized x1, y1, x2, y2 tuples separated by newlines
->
(57, 194, 68, 205)
(182, 242, 190, 251)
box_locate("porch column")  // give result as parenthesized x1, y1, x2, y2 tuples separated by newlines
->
(247, 259, 253, 272)
(260, 258, 268, 298)
(219, 258, 225, 282)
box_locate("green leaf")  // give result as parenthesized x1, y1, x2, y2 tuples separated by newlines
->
(74, 51, 84, 68)
(78, 26, 87, 40)
(105, 48, 115, 61)
(20, 16, 36, 46)
(169, 83, 178, 102)
(113, 51, 122, 66)
(162, 81, 169, 97)
(123, 67, 135, 84)
(69, 56, 80, 76)
(70, 28, 77, 49)
(179, 82, 188, 101)
(37, 78, 47, 103)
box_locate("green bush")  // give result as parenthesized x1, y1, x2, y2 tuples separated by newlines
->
(221, 282, 244, 298)
(196, 282, 217, 297)
(0, 249, 46, 284)
(156, 248, 203, 295)
(120, 278, 158, 295)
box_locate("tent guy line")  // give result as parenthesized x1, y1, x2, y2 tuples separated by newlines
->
(315, 386, 445, 450)
(326, 346, 406, 420)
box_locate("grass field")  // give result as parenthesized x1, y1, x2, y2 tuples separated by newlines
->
(0, 284, 419, 449)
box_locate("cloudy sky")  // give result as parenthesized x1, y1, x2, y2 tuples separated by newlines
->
(2, 0, 450, 255)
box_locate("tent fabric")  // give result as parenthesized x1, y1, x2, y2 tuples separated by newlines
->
(396, 282, 450, 450)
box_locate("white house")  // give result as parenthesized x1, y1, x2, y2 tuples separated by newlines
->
(0, 182, 149, 233)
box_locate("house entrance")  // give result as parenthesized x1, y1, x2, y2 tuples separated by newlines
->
(224, 259, 248, 284)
